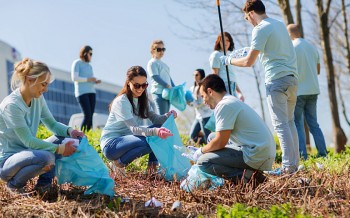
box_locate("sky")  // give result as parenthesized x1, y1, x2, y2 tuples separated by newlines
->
(0, 0, 349, 145)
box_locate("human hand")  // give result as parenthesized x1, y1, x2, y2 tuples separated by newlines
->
(166, 110, 177, 118)
(220, 55, 231, 66)
(192, 147, 203, 162)
(166, 84, 172, 89)
(69, 129, 85, 139)
(157, 127, 173, 139)
(95, 79, 102, 84)
(56, 140, 77, 156)
(238, 94, 245, 102)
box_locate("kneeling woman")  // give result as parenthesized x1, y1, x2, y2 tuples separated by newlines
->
(0, 58, 84, 194)
(100, 66, 176, 175)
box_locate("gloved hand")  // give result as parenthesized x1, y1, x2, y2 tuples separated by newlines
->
(192, 147, 203, 162)
(69, 128, 85, 139)
(157, 127, 173, 139)
(56, 140, 77, 156)
(166, 110, 177, 118)
(220, 55, 231, 66)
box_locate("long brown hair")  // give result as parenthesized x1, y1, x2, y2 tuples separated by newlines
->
(213, 32, 234, 51)
(109, 66, 149, 119)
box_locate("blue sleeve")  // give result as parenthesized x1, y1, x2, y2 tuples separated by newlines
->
(152, 75, 168, 87)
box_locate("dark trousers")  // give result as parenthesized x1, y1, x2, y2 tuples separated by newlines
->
(77, 93, 96, 131)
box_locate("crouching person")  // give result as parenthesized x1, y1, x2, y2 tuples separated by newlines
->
(0, 58, 84, 195)
(192, 74, 276, 184)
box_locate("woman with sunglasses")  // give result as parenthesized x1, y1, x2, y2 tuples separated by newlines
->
(100, 66, 177, 177)
(209, 32, 244, 101)
(71, 45, 101, 131)
(187, 69, 212, 145)
(0, 58, 85, 194)
(147, 40, 175, 115)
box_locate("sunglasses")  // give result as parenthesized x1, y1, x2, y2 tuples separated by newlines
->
(88, 52, 93, 56)
(155, 48, 166, 52)
(131, 82, 148, 89)
(194, 74, 200, 77)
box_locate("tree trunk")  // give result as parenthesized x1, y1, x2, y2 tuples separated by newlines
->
(277, 0, 294, 24)
(316, 0, 347, 153)
(295, 0, 304, 38)
(341, 0, 350, 76)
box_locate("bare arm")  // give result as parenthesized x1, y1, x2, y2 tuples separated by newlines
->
(317, 63, 320, 75)
(211, 68, 219, 75)
(230, 50, 260, 67)
(201, 130, 231, 153)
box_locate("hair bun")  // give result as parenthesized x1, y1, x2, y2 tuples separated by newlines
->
(14, 57, 33, 76)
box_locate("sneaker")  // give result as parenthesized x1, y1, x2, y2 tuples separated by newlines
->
(265, 167, 297, 176)
(109, 161, 126, 179)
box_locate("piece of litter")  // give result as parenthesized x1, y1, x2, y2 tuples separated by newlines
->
(61, 138, 80, 147)
(145, 197, 163, 208)
(298, 165, 305, 171)
(316, 162, 324, 170)
(171, 200, 181, 211)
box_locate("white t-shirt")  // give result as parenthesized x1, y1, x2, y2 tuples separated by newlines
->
(215, 94, 276, 170)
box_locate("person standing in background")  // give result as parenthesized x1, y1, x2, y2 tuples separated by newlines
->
(209, 32, 244, 101)
(147, 40, 175, 115)
(220, 0, 299, 175)
(187, 69, 212, 145)
(71, 45, 101, 131)
(287, 24, 327, 160)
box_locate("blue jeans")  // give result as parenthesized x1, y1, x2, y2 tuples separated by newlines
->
(266, 75, 299, 172)
(103, 135, 158, 167)
(294, 95, 327, 160)
(152, 93, 170, 115)
(189, 117, 211, 144)
(0, 135, 64, 189)
(77, 93, 96, 131)
(197, 133, 254, 180)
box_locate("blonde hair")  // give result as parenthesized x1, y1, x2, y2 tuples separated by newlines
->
(150, 40, 164, 53)
(11, 58, 53, 90)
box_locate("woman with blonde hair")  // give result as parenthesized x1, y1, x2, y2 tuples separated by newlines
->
(0, 58, 84, 194)
(147, 40, 175, 115)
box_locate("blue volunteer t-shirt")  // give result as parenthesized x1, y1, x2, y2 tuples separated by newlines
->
(147, 58, 172, 94)
(71, 59, 96, 97)
(215, 94, 276, 170)
(251, 17, 297, 82)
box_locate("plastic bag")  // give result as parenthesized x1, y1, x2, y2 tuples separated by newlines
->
(55, 137, 115, 197)
(185, 90, 194, 103)
(229, 47, 250, 58)
(146, 115, 192, 181)
(204, 113, 215, 132)
(169, 83, 186, 111)
(180, 164, 224, 192)
(162, 88, 170, 100)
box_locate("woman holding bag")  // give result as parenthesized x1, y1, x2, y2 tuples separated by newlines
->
(100, 66, 177, 176)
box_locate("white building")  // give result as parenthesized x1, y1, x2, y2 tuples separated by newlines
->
(0, 40, 121, 125)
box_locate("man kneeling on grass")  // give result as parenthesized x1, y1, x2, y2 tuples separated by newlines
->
(192, 74, 276, 183)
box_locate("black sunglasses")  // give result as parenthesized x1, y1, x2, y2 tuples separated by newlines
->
(88, 52, 93, 56)
(132, 82, 148, 89)
(155, 48, 166, 52)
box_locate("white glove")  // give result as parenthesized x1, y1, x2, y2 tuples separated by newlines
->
(192, 147, 203, 162)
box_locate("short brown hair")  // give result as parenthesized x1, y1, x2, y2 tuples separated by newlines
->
(242, 0, 265, 14)
(199, 74, 226, 94)
(79, 45, 93, 62)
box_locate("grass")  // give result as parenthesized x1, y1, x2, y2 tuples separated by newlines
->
(0, 126, 349, 217)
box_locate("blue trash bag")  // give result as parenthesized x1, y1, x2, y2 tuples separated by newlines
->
(204, 113, 216, 132)
(185, 90, 194, 103)
(162, 88, 170, 100)
(146, 115, 192, 181)
(169, 83, 186, 111)
(180, 164, 224, 192)
(55, 137, 115, 197)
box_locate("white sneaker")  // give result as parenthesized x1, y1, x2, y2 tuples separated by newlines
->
(109, 161, 126, 179)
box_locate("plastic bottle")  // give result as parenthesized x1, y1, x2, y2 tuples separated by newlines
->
(229, 47, 250, 58)
(173, 145, 198, 161)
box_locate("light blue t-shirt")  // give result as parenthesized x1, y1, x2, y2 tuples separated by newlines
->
(71, 59, 96, 97)
(209, 50, 237, 84)
(0, 89, 69, 164)
(100, 94, 148, 149)
(215, 94, 276, 170)
(147, 58, 172, 94)
(189, 85, 212, 120)
(293, 38, 320, 96)
(251, 18, 297, 83)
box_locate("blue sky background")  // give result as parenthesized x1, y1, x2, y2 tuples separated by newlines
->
(0, 0, 349, 145)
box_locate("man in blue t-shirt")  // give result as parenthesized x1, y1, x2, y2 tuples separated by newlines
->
(192, 74, 276, 183)
(287, 24, 327, 160)
(220, 0, 299, 175)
